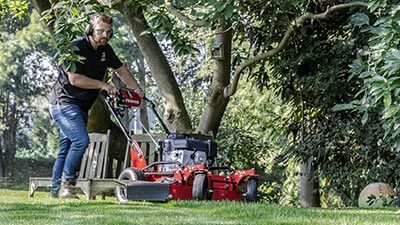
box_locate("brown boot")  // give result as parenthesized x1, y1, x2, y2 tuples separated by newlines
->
(59, 180, 79, 199)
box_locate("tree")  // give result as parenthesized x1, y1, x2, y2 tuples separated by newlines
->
(339, 0, 400, 148)
(0, 12, 55, 176)
(225, 0, 370, 207)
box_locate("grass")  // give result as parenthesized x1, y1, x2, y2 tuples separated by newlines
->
(0, 189, 399, 225)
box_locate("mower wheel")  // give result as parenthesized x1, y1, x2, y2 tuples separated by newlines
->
(245, 178, 258, 202)
(115, 168, 145, 203)
(192, 173, 208, 200)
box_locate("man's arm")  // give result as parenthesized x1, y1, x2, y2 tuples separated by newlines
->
(115, 64, 144, 97)
(67, 71, 118, 96)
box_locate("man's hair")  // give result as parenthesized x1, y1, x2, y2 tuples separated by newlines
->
(85, 13, 114, 37)
(91, 13, 113, 25)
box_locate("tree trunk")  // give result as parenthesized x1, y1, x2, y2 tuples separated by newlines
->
(0, 155, 5, 177)
(31, 0, 54, 35)
(196, 25, 232, 136)
(118, 4, 192, 133)
(3, 124, 17, 177)
(299, 157, 321, 207)
(298, 91, 321, 207)
(136, 51, 149, 132)
(0, 137, 6, 177)
(0, 93, 5, 177)
(2, 101, 18, 177)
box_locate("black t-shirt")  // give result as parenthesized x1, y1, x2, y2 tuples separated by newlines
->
(50, 36, 123, 112)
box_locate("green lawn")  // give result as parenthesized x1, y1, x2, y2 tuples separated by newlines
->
(0, 189, 399, 225)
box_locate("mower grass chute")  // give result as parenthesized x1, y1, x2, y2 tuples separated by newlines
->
(102, 88, 259, 202)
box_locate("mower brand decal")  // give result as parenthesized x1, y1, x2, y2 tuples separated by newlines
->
(125, 99, 140, 105)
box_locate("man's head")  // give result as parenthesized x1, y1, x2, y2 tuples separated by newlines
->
(86, 13, 113, 46)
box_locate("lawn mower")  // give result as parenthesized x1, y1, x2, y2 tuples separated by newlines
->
(101, 88, 259, 202)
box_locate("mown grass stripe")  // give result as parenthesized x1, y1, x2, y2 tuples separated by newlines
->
(0, 189, 399, 225)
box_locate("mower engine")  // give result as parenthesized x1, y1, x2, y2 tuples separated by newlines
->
(159, 134, 217, 172)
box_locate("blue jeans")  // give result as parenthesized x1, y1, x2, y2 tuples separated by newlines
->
(49, 103, 89, 193)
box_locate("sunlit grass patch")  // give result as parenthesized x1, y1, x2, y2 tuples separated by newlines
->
(0, 189, 399, 225)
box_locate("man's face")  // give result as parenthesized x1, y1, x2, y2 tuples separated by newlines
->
(92, 21, 112, 46)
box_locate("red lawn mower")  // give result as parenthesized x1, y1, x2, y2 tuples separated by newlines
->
(102, 88, 259, 202)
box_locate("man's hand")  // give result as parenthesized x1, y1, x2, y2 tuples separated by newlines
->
(101, 83, 118, 97)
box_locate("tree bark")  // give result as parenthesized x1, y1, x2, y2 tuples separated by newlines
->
(3, 123, 17, 177)
(136, 51, 149, 132)
(298, 91, 321, 207)
(117, 4, 192, 133)
(31, 0, 54, 35)
(1, 97, 18, 177)
(196, 26, 232, 136)
(0, 94, 5, 177)
(299, 158, 321, 207)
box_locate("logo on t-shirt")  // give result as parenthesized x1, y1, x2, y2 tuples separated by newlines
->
(101, 52, 106, 62)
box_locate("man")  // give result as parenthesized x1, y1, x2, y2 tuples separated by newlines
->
(49, 13, 143, 198)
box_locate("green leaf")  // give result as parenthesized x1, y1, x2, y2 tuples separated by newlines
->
(395, 88, 400, 96)
(350, 13, 370, 26)
(70, 63, 76, 73)
(361, 112, 369, 125)
(332, 104, 355, 111)
(139, 30, 152, 36)
(71, 7, 79, 17)
(359, 71, 373, 78)
(390, 126, 400, 139)
(394, 9, 400, 21)
(224, 5, 234, 19)
(368, 0, 380, 13)
(52, 1, 65, 10)
(392, 50, 400, 60)
(383, 93, 392, 108)
(389, 77, 400, 87)
(382, 107, 399, 120)
(365, 75, 386, 84)
(373, 17, 389, 26)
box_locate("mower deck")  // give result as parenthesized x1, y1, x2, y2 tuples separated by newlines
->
(126, 181, 169, 201)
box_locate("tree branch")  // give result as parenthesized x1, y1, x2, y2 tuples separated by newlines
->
(164, 0, 207, 27)
(32, 0, 54, 35)
(223, 1, 368, 97)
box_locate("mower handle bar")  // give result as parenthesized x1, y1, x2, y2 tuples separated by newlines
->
(100, 90, 131, 142)
(101, 90, 171, 135)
